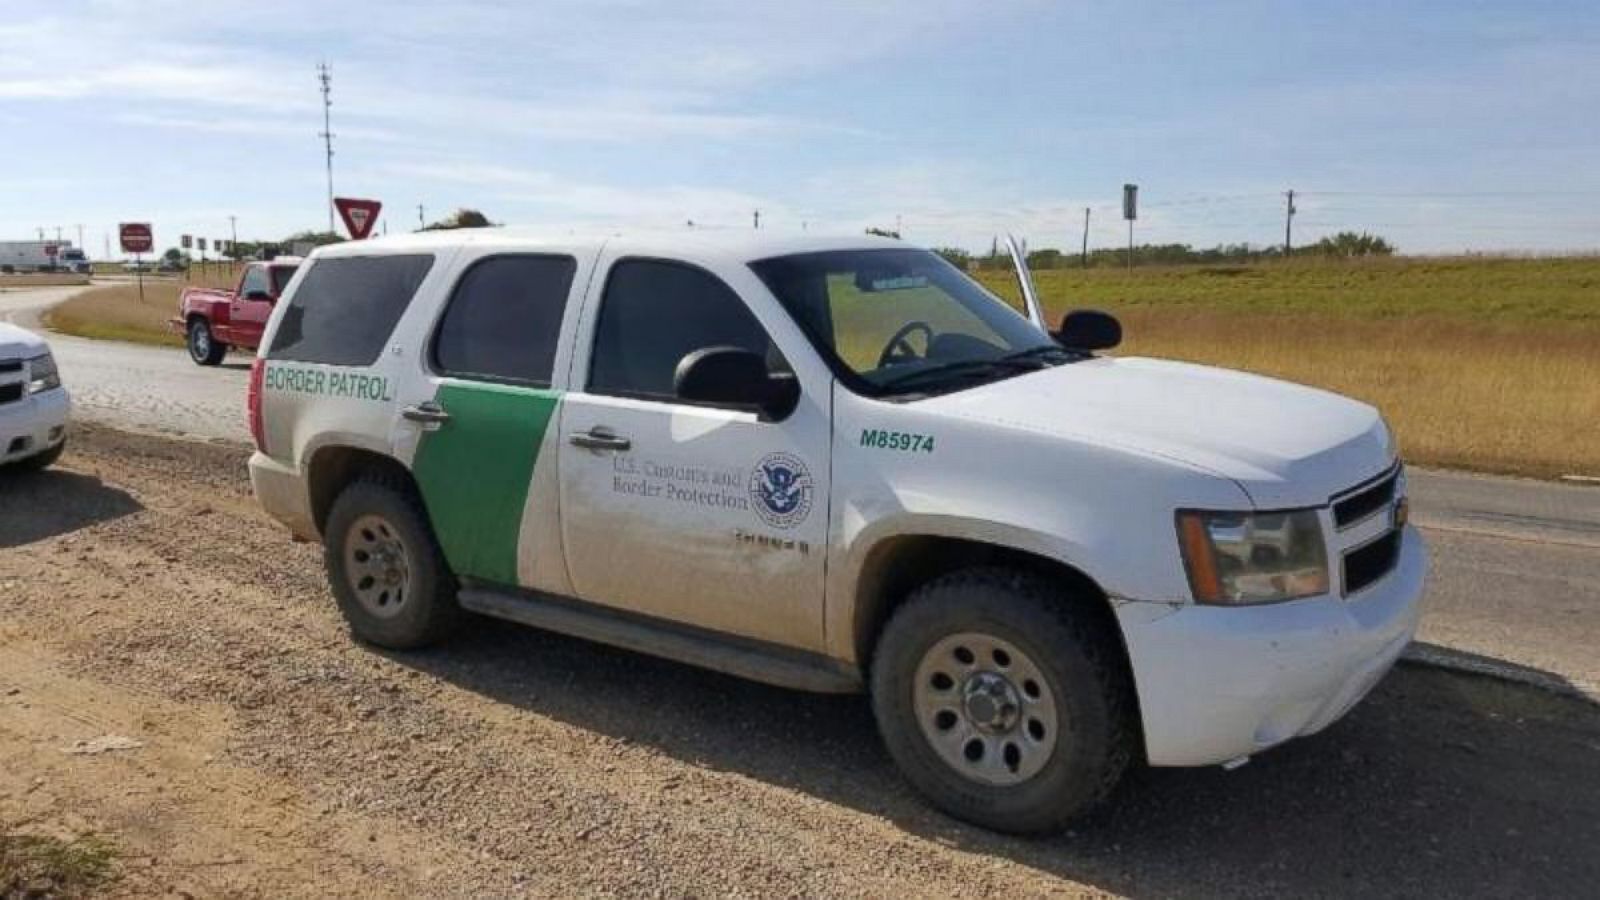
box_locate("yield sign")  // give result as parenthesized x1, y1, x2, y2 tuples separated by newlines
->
(334, 197, 382, 240)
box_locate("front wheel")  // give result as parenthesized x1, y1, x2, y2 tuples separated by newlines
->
(870, 567, 1135, 833)
(187, 319, 227, 366)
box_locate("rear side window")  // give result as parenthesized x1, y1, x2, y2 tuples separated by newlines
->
(431, 255, 577, 386)
(268, 255, 434, 366)
(588, 258, 782, 400)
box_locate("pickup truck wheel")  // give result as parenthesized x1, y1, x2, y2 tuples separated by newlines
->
(870, 567, 1134, 833)
(186, 319, 227, 366)
(323, 476, 459, 649)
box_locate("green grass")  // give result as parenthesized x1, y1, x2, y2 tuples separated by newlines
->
(1, 832, 117, 897)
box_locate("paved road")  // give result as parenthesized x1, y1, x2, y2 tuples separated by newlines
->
(3, 283, 1596, 692)
(0, 282, 250, 442)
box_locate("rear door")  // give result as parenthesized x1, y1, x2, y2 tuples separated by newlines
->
(555, 254, 832, 650)
(395, 249, 595, 594)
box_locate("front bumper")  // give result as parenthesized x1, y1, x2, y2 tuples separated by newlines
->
(0, 387, 70, 464)
(1117, 524, 1427, 767)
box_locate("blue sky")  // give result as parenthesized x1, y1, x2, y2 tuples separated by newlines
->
(2, 0, 1597, 256)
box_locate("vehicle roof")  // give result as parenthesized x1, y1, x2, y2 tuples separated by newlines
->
(307, 226, 910, 266)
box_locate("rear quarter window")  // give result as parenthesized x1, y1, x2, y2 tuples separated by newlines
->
(267, 255, 434, 366)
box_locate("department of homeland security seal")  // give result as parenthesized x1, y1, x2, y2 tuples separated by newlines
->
(749, 452, 814, 529)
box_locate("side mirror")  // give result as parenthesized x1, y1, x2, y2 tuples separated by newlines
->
(243, 289, 273, 302)
(674, 347, 799, 419)
(1054, 309, 1122, 351)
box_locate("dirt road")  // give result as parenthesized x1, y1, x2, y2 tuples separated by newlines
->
(3, 425, 1598, 897)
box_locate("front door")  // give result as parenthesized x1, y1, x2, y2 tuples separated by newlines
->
(224, 265, 272, 347)
(557, 257, 831, 650)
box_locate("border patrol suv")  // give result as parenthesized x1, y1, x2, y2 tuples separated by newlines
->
(248, 229, 1425, 832)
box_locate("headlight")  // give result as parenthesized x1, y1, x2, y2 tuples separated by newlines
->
(26, 352, 61, 394)
(1176, 508, 1329, 605)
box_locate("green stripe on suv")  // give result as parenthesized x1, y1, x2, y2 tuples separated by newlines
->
(411, 382, 560, 586)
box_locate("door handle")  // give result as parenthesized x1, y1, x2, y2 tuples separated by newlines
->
(570, 428, 631, 452)
(402, 401, 451, 425)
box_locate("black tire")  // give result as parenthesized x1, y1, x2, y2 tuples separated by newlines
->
(323, 474, 459, 649)
(7, 439, 64, 472)
(870, 567, 1134, 833)
(187, 319, 227, 366)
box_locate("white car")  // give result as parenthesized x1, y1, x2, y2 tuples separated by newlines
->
(247, 229, 1425, 832)
(0, 323, 69, 470)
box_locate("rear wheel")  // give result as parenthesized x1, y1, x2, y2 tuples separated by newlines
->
(187, 319, 226, 366)
(870, 567, 1134, 833)
(323, 475, 459, 649)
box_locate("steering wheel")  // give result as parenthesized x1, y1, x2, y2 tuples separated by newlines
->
(877, 321, 935, 369)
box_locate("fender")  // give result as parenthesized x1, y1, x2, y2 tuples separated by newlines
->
(824, 511, 1122, 665)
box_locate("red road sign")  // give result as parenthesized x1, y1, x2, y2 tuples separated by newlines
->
(43, 243, 58, 258)
(120, 223, 154, 254)
(334, 197, 382, 240)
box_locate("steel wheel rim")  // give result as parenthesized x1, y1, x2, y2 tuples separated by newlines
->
(343, 513, 413, 619)
(190, 324, 210, 360)
(912, 631, 1059, 786)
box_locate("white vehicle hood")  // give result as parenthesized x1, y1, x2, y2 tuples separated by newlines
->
(0, 322, 49, 359)
(918, 356, 1394, 508)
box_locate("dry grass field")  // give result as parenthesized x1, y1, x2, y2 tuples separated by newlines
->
(980, 256, 1600, 478)
(42, 266, 240, 348)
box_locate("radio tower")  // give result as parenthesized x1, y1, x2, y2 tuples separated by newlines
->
(317, 62, 336, 235)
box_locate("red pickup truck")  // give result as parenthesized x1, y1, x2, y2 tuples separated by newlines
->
(170, 258, 301, 365)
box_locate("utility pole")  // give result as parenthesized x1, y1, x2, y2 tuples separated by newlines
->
(36, 227, 43, 241)
(54, 226, 62, 242)
(753, 209, 761, 229)
(74, 224, 83, 249)
(417, 205, 425, 229)
(317, 62, 336, 235)
(228, 215, 237, 257)
(895, 213, 902, 237)
(1081, 207, 1090, 268)
(1283, 189, 1296, 256)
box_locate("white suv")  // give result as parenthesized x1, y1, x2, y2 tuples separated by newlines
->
(0, 324, 68, 470)
(248, 229, 1425, 832)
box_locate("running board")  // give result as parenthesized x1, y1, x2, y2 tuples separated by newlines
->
(457, 585, 862, 694)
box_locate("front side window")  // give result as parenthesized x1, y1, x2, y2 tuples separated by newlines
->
(431, 255, 577, 386)
(267, 254, 434, 366)
(240, 266, 270, 297)
(588, 259, 786, 401)
(750, 248, 1062, 397)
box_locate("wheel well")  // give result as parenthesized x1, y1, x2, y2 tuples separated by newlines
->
(853, 535, 1141, 735)
(307, 446, 416, 533)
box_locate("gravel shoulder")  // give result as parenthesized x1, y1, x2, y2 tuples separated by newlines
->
(2, 424, 1598, 897)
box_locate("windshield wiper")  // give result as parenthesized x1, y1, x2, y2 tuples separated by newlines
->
(998, 344, 1079, 365)
(876, 357, 1042, 393)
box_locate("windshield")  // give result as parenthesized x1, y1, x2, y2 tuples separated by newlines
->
(750, 248, 1061, 396)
